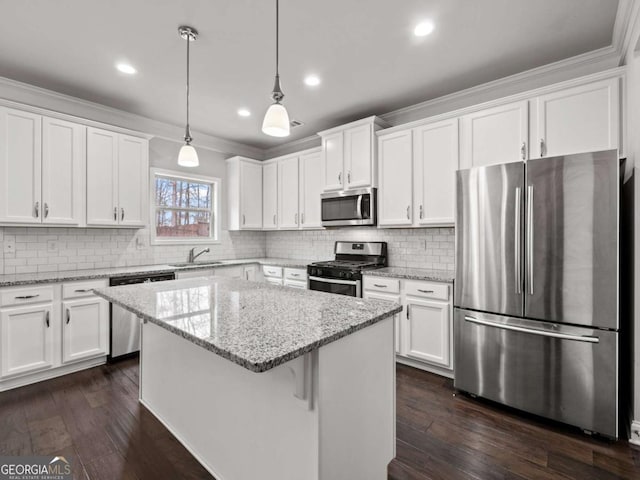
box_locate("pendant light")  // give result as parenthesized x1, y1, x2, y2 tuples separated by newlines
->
(262, 0, 290, 137)
(178, 26, 199, 167)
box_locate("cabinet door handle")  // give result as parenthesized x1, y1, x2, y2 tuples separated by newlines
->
(121, 208, 125, 221)
(45, 311, 50, 328)
(419, 205, 424, 219)
(417, 289, 434, 294)
(15, 294, 40, 300)
(243, 214, 246, 225)
(407, 305, 410, 319)
(34, 201, 39, 218)
(338, 172, 342, 184)
(113, 207, 118, 221)
(347, 171, 351, 184)
(273, 214, 276, 225)
(521, 142, 526, 160)
(301, 213, 305, 224)
(373, 284, 387, 288)
(44, 203, 49, 218)
(294, 213, 298, 224)
(540, 139, 545, 157)
(66, 308, 71, 324)
(406, 206, 410, 219)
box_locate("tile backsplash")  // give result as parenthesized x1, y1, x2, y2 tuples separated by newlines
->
(0, 226, 454, 275)
(266, 227, 455, 270)
(0, 227, 266, 275)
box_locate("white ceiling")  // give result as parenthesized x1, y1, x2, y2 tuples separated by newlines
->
(0, 0, 620, 150)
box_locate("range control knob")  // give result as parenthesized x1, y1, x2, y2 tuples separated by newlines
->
(338, 271, 345, 278)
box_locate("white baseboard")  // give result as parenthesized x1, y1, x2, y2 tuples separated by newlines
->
(629, 420, 640, 445)
(0, 357, 106, 392)
(396, 355, 454, 379)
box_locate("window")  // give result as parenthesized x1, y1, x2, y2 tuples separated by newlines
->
(150, 168, 220, 244)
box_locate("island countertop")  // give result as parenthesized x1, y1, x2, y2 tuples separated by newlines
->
(94, 277, 402, 373)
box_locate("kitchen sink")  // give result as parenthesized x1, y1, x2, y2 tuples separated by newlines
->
(169, 261, 224, 267)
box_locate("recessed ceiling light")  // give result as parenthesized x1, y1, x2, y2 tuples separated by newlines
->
(116, 63, 137, 74)
(238, 108, 251, 117)
(304, 75, 321, 87)
(414, 21, 435, 37)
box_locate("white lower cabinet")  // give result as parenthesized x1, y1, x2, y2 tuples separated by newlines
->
(263, 266, 307, 288)
(404, 298, 450, 367)
(0, 281, 109, 390)
(62, 297, 109, 364)
(0, 303, 55, 378)
(363, 275, 453, 377)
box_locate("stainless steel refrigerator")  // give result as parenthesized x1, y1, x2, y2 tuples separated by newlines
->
(454, 149, 621, 438)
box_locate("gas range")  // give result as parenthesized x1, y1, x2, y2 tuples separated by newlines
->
(307, 241, 387, 297)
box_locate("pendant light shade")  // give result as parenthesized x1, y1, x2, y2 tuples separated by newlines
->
(178, 144, 199, 167)
(178, 26, 199, 167)
(262, 102, 290, 137)
(262, 0, 290, 137)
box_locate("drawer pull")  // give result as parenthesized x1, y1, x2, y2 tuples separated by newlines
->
(373, 284, 387, 288)
(418, 289, 435, 294)
(15, 294, 40, 300)
(74, 289, 92, 293)
(290, 273, 300, 277)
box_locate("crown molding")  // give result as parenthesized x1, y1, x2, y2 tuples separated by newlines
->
(263, 134, 321, 159)
(0, 75, 263, 158)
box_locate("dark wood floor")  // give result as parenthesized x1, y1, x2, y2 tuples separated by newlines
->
(1, 359, 639, 480)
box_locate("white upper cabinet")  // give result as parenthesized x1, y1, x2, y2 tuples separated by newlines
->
(319, 116, 388, 192)
(530, 78, 619, 158)
(0, 107, 42, 224)
(299, 151, 323, 229)
(226, 156, 263, 230)
(262, 161, 278, 230)
(322, 132, 344, 191)
(0, 109, 85, 226)
(86, 128, 118, 225)
(278, 156, 300, 229)
(413, 119, 459, 226)
(87, 127, 148, 227)
(378, 130, 413, 226)
(42, 117, 85, 225)
(344, 123, 373, 189)
(117, 134, 148, 227)
(460, 100, 528, 168)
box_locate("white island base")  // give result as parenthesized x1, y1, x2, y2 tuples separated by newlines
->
(139, 317, 395, 480)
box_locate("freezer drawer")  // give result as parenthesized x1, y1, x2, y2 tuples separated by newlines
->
(454, 308, 618, 438)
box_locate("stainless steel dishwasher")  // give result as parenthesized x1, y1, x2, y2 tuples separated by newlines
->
(109, 272, 175, 360)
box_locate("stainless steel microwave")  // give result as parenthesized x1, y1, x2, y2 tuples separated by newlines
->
(321, 187, 376, 227)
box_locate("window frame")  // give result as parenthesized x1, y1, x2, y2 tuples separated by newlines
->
(149, 167, 221, 246)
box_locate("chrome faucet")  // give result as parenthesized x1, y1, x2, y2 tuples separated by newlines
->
(188, 247, 210, 263)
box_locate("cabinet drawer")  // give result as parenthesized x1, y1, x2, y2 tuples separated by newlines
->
(63, 279, 108, 299)
(262, 266, 283, 278)
(265, 277, 283, 286)
(284, 268, 307, 282)
(405, 281, 449, 301)
(284, 279, 307, 289)
(363, 276, 400, 294)
(0, 285, 55, 307)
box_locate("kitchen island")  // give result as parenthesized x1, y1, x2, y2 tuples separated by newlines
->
(94, 276, 401, 480)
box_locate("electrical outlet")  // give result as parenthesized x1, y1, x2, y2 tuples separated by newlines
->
(3, 238, 15, 255)
(47, 240, 58, 253)
(135, 236, 146, 250)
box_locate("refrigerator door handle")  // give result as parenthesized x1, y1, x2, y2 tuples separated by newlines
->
(526, 185, 534, 295)
(464, 316, 599, 343)
(515, 187, 521, 294)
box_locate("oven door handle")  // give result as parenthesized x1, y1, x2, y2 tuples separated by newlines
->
(356, 194, 363, 219)
(309, 276, 359, 286)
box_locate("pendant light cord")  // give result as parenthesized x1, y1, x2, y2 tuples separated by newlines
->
(185, 32, 191, 142)
(275, 0, 279, 76)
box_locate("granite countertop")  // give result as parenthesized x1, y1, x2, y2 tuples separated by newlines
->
(0, 258, 316, 288)
(94, 277, 402, 373)
(364, 266, 455, 283)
